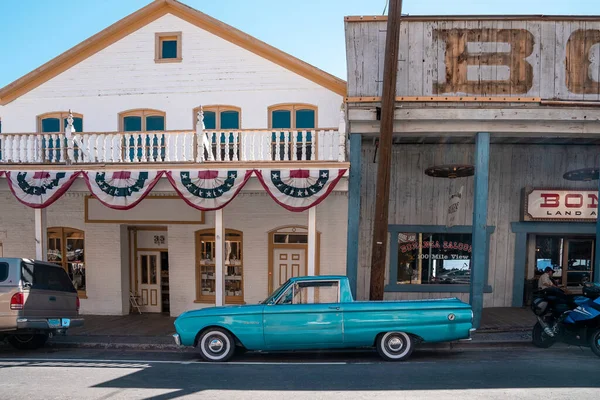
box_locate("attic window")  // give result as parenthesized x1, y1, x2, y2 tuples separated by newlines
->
(155, 32, 182, 63)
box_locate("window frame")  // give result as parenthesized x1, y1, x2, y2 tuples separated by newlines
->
(267, 103, 318, 129)
(118, 109, 166, 132)
(37, 112, 84, 133)
(47, 226, 86, 298)
(193, 105, 242, 130)
(195, 228, 244, 304)
(155, 31, 182, 63)
(386, 224, 495, 293)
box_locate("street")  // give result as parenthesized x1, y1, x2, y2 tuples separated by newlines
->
(0, 345, 598, 399)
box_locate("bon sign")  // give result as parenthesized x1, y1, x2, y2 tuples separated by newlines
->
(524, 189, 599, 221)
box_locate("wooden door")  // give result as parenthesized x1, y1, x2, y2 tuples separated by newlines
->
(138, 251, 161, 313)
(272, 248, 306, 292)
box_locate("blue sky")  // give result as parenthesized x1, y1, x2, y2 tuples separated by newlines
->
(0, 0, 599, 88)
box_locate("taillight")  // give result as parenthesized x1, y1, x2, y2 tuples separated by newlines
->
(10, 293, 24, 310)
(76, 297, 80, 312)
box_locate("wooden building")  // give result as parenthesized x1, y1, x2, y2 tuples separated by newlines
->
(344, 15, 600, 325)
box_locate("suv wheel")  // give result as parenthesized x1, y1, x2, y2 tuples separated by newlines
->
(8, 333, 49, 350)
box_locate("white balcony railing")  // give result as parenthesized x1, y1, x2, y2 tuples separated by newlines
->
(0, 109, 347, 164)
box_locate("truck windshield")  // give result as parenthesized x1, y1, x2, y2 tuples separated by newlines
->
(262, 279, 291, 304)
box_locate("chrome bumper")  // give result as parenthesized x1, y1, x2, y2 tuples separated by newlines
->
(460, 328, 476, 341)
(173, 333, 181, 346)
(16, 318, 84, 330)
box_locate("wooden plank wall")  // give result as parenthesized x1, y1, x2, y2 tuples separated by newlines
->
(357, 143, 600, 306)
(345, 19, 600, 100)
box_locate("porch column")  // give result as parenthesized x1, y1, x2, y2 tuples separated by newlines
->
(346, 133, 362, 299)
(308, 206, 317, 276)
(215, 208, 225, 306)
(34, 208, 47, 261)
(470, 132, 490, 329)
(595, 164, 600, 284)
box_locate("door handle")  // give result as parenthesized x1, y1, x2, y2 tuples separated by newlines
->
(328, 306, 340, 310)
(49, 296, 56, 302)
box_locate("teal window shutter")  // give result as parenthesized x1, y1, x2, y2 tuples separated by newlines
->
(220, 111, 239, 129)
(146, 116, 165, 131)
(272, 110, 291, 142)
(161, 40, 178, 59)
(123, 116, 142, 132)
(295, 109, 315, 141)
(41, 118, 61, 133)
(203, 111, 216, 130)
(63, 117, 83, 132)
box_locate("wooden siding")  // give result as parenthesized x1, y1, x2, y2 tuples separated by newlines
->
(346, 20, 600, 100)
(357, 143, 600, 306)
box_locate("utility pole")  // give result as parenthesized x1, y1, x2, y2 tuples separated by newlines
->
(369, 0, 402, 300)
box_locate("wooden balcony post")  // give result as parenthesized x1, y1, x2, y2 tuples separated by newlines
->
(195, 108, 203, 162)
(338, 104, 347, 162)
(35, 208, 47, 261)
(215, 208, 225, 306)
(65, 110, 75, 164)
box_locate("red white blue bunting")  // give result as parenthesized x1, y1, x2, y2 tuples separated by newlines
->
(167, 169, 252, 210)
(83, 170, 163, 210)
(255, 168, 346, 212)
(5, 171, 80, 208)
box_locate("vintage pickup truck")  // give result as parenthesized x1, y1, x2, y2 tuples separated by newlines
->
(173, 275, 474, 362)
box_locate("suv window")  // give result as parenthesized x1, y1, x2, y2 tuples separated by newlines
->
(0, 262, 8, 282)
(21, 262, 76, 293)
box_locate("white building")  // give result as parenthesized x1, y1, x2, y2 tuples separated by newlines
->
(0, 0, 349, 316)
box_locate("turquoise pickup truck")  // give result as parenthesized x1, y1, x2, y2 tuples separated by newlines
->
(173, 275, 474, 362)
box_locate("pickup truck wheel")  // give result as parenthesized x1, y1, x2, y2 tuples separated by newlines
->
(198, 328, 235, 362)
(8, 334, 49, 350)
(376, 332, 414, 361)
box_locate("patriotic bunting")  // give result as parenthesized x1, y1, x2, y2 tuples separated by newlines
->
(5, 170, 80, 208)
(167, 169, 252, 210)
(83, 170, 163, 210)
(255, 168, 346, 212)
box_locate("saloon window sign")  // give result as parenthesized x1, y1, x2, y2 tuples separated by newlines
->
(524, 189, 599, 221)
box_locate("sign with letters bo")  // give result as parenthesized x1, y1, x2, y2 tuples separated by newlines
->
(524, 189, 598, 221)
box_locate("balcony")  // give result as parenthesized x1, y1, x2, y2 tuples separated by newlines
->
(0, 127, 347, 165)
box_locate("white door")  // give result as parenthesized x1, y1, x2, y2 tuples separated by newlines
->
(273, 248, 306, 292)
(138, 251, 162, 313)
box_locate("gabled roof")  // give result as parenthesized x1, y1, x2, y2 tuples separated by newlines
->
(0, 0, 346, 105)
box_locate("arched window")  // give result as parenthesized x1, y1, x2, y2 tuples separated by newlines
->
(119, 109, 166, 132)
(47, 227, 86, 296)
(195, 229, 243, 304)
(193, 105, 241, 130)
(37, 112, 83, 133)
(268, 104, 317, 160)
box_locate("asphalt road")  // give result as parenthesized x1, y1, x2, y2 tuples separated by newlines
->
(0, 345, 598, 400)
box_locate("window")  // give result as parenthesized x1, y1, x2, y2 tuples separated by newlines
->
(47, 227, 86, 295)
(155, 32, 182, 62)
(268, 104, 317, 160)
(0, 262, 8, 282)
(119, 109, 165, 132)
(535, 235, 594, 287)
(196, 229, 244, 304)
(195, 105, 241, 161)
(277, 280, 339, 305)
(396, 232, 472, 285)
(37, 112, 83, 133)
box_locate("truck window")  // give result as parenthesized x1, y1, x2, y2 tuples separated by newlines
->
(21, 262, 77, 293)
(293, 281, 339, 304)
(0, 262, 8, 282)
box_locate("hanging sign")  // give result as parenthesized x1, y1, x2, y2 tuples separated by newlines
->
(446, 185, 464, 227)
(523, 189, 598, 221)
(166, 169, 252, 210)
(255, 168, 346, 212)
(5, 170, 80, 208)
(84, 170, 163, 210)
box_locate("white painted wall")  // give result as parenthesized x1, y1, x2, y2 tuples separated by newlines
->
(1, 13, 343, 133)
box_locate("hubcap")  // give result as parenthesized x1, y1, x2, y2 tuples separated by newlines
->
(208, 338, 224, 353)
(388, 336, 404, 351)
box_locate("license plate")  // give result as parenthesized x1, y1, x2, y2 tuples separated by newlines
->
(48, 319, 60, 328)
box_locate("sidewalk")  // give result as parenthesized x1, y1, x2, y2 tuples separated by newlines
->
(31, 306, 537, 352)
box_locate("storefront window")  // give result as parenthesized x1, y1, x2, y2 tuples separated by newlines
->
(535, 235, 593, 287)
(396, 232, 472, 285)
(195, 229, 243, 303)
(47, 227, 86, 294)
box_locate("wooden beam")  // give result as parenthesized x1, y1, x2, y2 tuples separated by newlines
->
(346, 134, 362, 299)
(595, 157, 600, 285)
(34, 208, 47, 261)
(345, 96, 541, 103)
(344, 15, 600, 22)
(369, 0, 402, 301)
(215, 208, 225, 307)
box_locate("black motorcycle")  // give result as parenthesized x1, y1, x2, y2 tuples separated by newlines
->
(531, 283, 600, 357)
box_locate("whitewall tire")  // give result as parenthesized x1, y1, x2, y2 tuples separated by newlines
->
(376, 332, 415, 361)
(197, 328, 235, 362)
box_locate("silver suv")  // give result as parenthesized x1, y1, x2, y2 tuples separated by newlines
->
(0, 258, 83, 350)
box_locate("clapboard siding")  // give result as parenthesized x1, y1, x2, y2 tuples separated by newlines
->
(357, 143, 600, 306)
(345, 20, 600, 100)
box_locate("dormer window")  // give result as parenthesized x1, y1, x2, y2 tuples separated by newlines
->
(155, 32, 182, 63)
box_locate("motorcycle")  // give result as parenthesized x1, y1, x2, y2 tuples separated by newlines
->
(530, 282, 600, 358)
